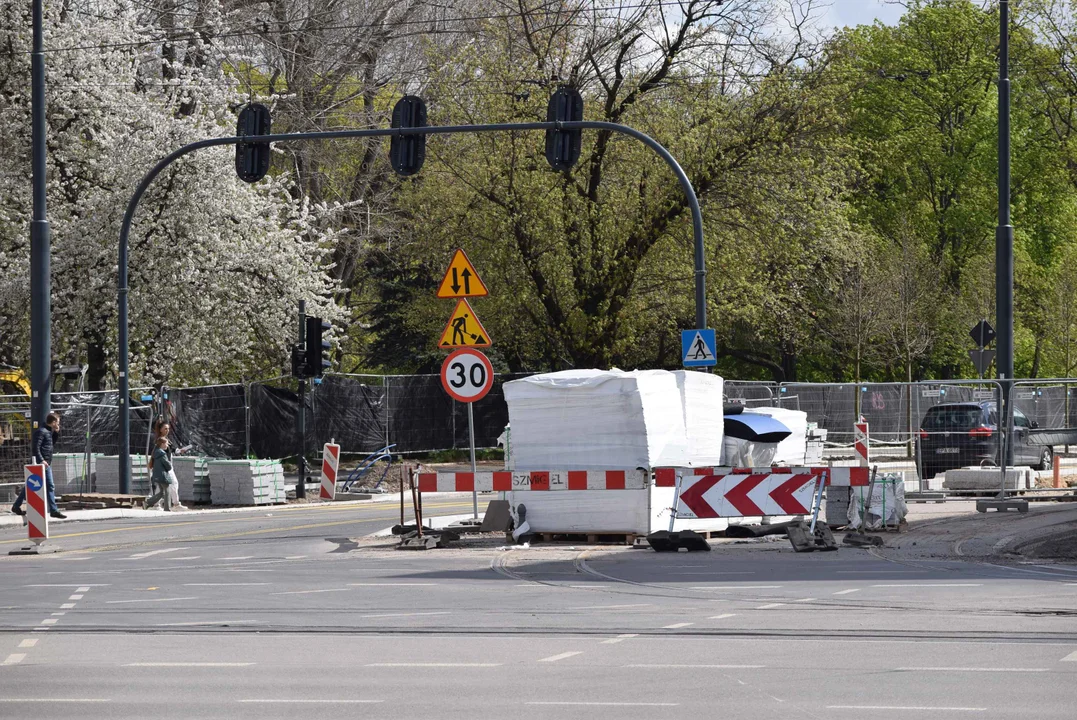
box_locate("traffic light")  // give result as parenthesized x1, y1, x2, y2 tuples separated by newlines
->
(545, 86, 583, 171)
(304, 316, 331, 377)
(290, 343, 306, 378)
(390, 95, 427, 176)
(235, 103, 271, 183)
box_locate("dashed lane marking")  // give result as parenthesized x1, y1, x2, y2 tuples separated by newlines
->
(709, 614, 737, 620)
(347, 583, 439, 587)
(271, 589, 349, 595)
(18, 640, 36, 648)
(756, 603, 785, 609)
(166, 556, 202, 561)
(527, 701, 678, 707)
(896, 667, 1046, 672)
(220, 556, 254, 560)
(20, 585, 107, 588)
(39, 619, 57, 625)
(601, 634, 638, 644)
(183, 583, 270, 587)
(870, 584, 983, 588)
(690, 585, 781, 590)
(59, 603, 75, 609)
(125, 662, 255, 667)
(1, 654, 26, 666)
(238, 700, 382, 704)
(794, 598, 816, 603)
(539, 652, 583, 663)
(1062, 651, 1077, 662)
(833, 589, 861, 595)
(366, 663, 500, 667)
(123, 548, 190, 560)
(68, 595, 83, 600)
(0, 699, 111, 703)
(663, 622, 694, 629)
(568, 603, 652, 610)
(76, 587, 90, 592)
(827, 706, 985, 712)
(626, 664, 764, 669)
(155, 620, 264, 627)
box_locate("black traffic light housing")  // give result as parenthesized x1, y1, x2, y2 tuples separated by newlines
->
(290, 343, 306, 378)
(390, 96, 427, 176)
(545, 86, 584, 171)
(304, 316, 332, 377)
(236, 103, 272, 183)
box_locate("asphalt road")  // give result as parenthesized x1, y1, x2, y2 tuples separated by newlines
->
(2, 497, 1076, 719)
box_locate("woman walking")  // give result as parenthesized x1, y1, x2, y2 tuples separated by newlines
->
(145, 436, 173, 511)
(153, 420, 186, 510)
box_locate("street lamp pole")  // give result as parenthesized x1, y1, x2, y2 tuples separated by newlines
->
(996, 0, 1015, 468)
(30, 0, 52, 430)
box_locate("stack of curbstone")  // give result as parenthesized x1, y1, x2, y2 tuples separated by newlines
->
(208, 459, 285, 506)
(50, 453, 98, 494)
(94, 455, 151, 495)
(173, 456, 211, 505)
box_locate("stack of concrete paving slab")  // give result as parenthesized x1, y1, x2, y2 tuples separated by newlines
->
(208, 459, 285, 505)
(94, 454, 151, 495)
(943, 467, 1033, 492)
(173, 456, 211, 504)
(50, 453, 98, 494)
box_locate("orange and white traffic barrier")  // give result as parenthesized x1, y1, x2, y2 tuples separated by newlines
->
(417, 469, 647, 493)
(24, 463, 48, 545)
(320, 440, 340, 500)
(855, 421, 870, 466)
(654, 466, 869, 488)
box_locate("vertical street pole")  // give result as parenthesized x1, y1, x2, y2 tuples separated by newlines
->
(30, 0, 52, 435)
(467, 401, 477, 520)
(297, 301, 307, 500)
(996, 0, 1015, 481)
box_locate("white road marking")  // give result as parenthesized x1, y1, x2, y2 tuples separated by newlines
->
(123, 548, 189, 560)
(18, 640, 37, 649)
(626, 664, 764, 669)
(271, 588, 349, 595)
(39, 619, 57, 625)
(671, 571, 756, 575)
(827, 706, 985, 712)
(527, 701, 678, 707)
(601, 634, 638, 644)
(59, 603, 75, 609)
(794, 598, 816, 603)
(155, 620, 264, 627)
(21, 584, 107, 588)
(220, 556, 254, 560)
(76, 587, 91, 592)
(166, 556, 202, 561)
(366, 663, 500, 667)
(0, 699, 110, 703)
(68, 595, 83, 600)
(105, 596, 198, 604)
(51, 612, 65, 616)
(836, 570, 918, 574)
(237, 700, 382, 704)
(833, 589, 861, 595)
(125, 663, 254, 667)
(1062, 651, 1077, 662)
(568, 603, 652, 610)
(896, 667, 1047, 672)
(539, 651, 583, 663)
(709, 614, 737, 620)
(184, 583, 270, 587)
(663, 622, 694, 629)
(284, 556, 307, 559)
(871, 584, 983, 588)
(1, 654, 26, 666)
(756, 603, 785, 609)
(357, 611, 451, 619)
(347, 583, 439, 587)
(690, 585, 781, 590)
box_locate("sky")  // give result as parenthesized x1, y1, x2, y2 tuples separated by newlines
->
(822, 0, 907, 29)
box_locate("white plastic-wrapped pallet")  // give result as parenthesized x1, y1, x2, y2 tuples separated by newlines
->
(673, 370, 724, 466)
(502, 369, 694, 471)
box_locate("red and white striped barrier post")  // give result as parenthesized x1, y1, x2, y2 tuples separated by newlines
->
(24, 463, 48, 545)
(855, 421, 870, 467)
(320, 440, 340, 501)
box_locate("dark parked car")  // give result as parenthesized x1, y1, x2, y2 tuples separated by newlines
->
(916, 401, 1053, 480)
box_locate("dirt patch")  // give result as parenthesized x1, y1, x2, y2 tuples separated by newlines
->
(1014, 530, 1077, 560)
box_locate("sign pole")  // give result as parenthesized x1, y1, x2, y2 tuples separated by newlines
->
(467, 401, 478, 520)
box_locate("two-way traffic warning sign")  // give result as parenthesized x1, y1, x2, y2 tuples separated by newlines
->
(436, 249, 489, 299)
(677, 472, 818, 518)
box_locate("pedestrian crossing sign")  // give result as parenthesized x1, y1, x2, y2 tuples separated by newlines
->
(437, 299, 492, 349)
(681, 329, 716, 367)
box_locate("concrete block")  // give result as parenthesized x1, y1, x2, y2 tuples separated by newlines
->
(976, 499, 1029, 513)
(944, 467, 1033, 492)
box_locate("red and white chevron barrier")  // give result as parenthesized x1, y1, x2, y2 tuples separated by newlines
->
(418, 469, 647, 493)
(24, 463, 48, 545)
(676, 472, 820, 519)
(654, 466, 869, 488)
(320, 441, 340, 500)
(855, 421, 869, 466)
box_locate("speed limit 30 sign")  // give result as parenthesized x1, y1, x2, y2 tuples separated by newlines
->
(440, 348, 494, 403)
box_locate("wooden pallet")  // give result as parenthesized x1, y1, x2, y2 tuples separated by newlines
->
(58, 493, 144, 509)
(531, 531, 638, 546)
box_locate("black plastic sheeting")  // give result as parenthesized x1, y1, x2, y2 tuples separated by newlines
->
(167, 385, 248, 459)
(52, 391, 154, 457)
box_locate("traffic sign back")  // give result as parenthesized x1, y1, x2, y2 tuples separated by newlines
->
(437, 299, 491, 348)
(436, 249, 488, 299)
(970, 319, 996, 347)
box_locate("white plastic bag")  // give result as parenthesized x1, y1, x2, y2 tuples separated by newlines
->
(847, 473, 907, 529)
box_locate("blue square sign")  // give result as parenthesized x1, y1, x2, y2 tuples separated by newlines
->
(681, 329, 717, 367)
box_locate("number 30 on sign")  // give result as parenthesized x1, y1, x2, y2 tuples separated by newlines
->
(440, 348, 494, 403)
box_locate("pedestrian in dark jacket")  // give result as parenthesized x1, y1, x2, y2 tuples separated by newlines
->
(10, 411, 65, 519)
(144, 436, 173, 511)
